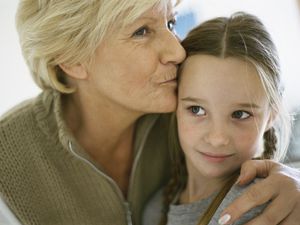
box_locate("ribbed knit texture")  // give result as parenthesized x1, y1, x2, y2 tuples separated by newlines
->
(143, 179, 268, 225)
(0, 90, 172, 225)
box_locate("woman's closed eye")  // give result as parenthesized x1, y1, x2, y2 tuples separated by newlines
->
(188, 106, 206, 116)
(232, 110, 252, 120)
(132, 26, 150, 38)
(132, 17, 176, 38)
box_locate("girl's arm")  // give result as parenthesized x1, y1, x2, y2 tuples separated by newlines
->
(219, 160, 300, 225)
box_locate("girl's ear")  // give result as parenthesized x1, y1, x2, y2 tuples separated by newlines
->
(59, 63, 88, 80)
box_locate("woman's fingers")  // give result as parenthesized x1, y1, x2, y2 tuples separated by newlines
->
(244, 192, 296, 225)
(220, 177, 276, 224)
(219, 160, 300, 225)
(279, 201, 300, 225)
(237, 160, 273, 185)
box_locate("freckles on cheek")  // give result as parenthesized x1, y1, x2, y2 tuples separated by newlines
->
(236, 132, 260, 154)
(236, 133, 252, 145)
(178, 121, 197, 144)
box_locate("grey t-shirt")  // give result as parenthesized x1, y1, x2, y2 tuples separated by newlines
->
(143, 179, 267, 225)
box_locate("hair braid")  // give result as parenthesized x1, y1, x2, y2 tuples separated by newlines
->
(262, 127, 277, 159)
(159, 114, 187, 225)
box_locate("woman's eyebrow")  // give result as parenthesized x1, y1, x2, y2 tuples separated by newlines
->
(137, 16, 157, 22)
(168, 11, 178, 18)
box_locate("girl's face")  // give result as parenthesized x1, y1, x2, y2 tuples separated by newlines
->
(76, 4, 186, 116)
(177, 55, 273, 179)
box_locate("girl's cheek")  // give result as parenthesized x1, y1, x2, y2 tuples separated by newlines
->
(235, 131, 261, 155)
(178, 122, 200, 145)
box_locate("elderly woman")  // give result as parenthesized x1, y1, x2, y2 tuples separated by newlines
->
(0, 0, 299, 225)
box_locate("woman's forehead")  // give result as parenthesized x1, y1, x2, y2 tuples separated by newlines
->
(125, 0, 174, 23)
(139, 3, 175, 19)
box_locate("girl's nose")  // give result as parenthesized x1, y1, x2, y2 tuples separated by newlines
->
(204, 124, 230, 148)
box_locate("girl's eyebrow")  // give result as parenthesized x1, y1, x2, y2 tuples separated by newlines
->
(181, 97, 261, 109)
(181, 97, 205, 103)
(234, 103, 261, 109)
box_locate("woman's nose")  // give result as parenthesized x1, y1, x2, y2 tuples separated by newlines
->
(204, 124, 230, 148)
(159, 31, 186, 65)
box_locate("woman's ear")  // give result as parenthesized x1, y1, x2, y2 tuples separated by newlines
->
(59, 63, 88, 80)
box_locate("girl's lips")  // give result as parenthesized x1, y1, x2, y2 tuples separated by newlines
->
(200, 152, 234, 163)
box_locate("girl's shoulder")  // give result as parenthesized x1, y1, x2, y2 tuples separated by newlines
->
(210, 178, 268, 225)
(142, 188, 164, 225)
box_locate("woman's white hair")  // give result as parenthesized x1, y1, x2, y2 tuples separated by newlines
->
(16, 0, 177, 93)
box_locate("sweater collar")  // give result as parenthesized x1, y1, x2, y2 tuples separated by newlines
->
(34, 89, 160, 168)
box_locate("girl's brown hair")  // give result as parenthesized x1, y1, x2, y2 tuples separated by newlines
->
(160, 11, 291, 225)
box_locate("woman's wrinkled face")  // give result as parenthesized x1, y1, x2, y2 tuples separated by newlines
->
(177, 55, 273, 179)
(82, 5, 186, 115)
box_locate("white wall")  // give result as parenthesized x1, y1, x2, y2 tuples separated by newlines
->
(0, 1, 40, 115)
(1, 0, 300, 115)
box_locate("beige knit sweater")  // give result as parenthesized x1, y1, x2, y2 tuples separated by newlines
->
(0, 90, 171, 225)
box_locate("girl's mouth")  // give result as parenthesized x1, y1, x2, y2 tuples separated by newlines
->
(200, 152, 234, 163)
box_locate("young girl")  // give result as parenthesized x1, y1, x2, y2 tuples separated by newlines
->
(143, 12, 292, 225)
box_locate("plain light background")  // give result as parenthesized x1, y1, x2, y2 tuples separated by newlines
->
(1, 0, 300, 115)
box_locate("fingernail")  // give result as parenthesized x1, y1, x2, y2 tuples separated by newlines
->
(218, 214, 231, 225)
(235, 177, 241, 185)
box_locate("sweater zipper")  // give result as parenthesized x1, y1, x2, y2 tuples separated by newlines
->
(67, 116, 157, 225)
(68, 141, 133, 225)
(127, 117, 158, 202)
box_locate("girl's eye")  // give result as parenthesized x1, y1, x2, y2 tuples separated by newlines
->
(188, 106, 206, 116)
(132, 26, 149, 37)
(167, 18, 176, 31)
(232, 110, 251, 119)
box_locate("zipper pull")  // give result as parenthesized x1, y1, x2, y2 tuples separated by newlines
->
(124, 202, 133, 225)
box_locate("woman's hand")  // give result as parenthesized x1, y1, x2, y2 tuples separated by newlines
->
(219, 160, 300, 225)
